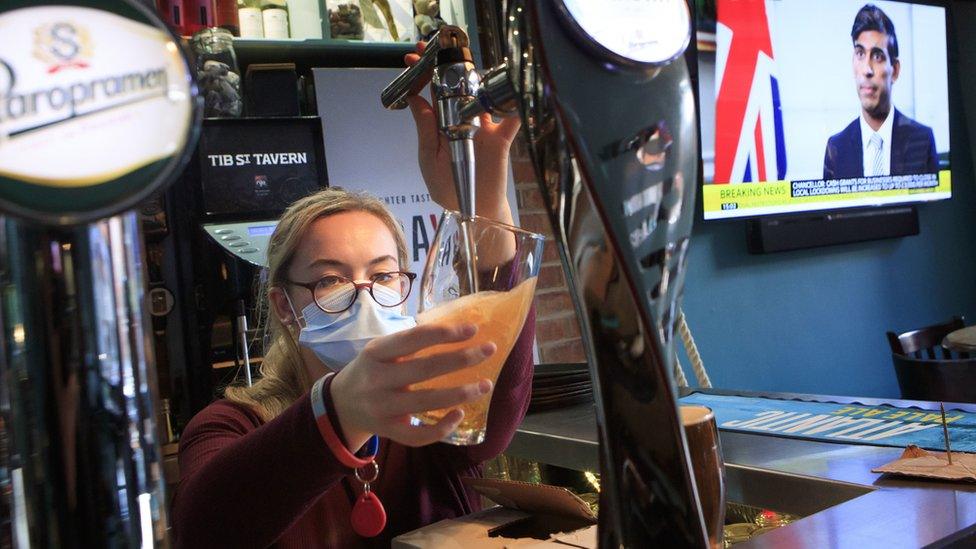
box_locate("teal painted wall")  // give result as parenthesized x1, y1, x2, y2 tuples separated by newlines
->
(679, 3, 976, 398)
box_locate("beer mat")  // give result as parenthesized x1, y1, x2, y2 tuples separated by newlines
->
(533, 375, 589, 385)
(528, 397, 593, 411)
(531, 381, 592, 396)
(532, 381, 590, 393)
(680, 393, 976, 453)
(528, 393, 594, 413)
(872, 445, 976, 482)
(530, 388, 593, 403)
(530, 388, 591, 401)
(532, 380, 590, 392)
(533, 371, 589, 381)
(532, 373, 590, 386)
(533, 363, 589, 378)
(532, 383, 590, 394)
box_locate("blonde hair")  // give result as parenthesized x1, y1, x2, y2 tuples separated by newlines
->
(224, 187, 409, 421)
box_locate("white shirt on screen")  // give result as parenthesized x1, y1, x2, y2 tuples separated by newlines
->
(859, 109, 894, 177)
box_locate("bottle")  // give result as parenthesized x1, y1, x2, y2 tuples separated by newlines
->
(185, 0, 213, 35)
(213, 0, 240, 35)
(287, 0, 323, 39)
(261, 0, 290, 39)
(238, 0, 264, 38)
(160, 0, 188, 36)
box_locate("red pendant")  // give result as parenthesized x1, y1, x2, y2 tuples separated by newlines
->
(351, 491, 387, 538)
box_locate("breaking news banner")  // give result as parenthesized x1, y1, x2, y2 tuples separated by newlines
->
(681, 393, 976, 453)
(702, 170, 950, 216)
(789, 173, 940, 198)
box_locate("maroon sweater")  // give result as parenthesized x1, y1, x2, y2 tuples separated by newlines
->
(172, 309, 534, 548)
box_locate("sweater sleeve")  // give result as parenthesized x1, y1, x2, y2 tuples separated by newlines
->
(428, 304, 536, 467)
(172, 384, 349, 548)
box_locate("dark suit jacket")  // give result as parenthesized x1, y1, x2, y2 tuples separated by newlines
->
(823, 109, 938, 179)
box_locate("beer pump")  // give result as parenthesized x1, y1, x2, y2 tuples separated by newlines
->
(384, 27, 479, 220)
(383, 25, 518, 292)
(383, 1, 707, 546)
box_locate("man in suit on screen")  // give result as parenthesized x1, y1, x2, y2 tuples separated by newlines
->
(823, 4, 938, 180)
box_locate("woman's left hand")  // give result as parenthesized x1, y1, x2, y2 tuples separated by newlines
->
(403, 42, 522, 226)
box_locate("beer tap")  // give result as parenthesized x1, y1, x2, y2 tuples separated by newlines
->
(383, 26, 520, 293)
(381, 26, 517, 220)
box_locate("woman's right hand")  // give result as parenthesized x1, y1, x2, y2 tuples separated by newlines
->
(329, 322, 496, 450)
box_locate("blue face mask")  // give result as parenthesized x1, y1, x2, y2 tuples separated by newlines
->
(289, 284, 416, 372)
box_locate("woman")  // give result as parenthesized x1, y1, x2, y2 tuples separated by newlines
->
(171, 49, 531, 548)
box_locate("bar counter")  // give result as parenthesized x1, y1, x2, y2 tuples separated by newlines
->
(506, 390, 976, 548)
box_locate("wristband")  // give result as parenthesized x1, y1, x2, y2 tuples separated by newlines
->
(311, 374, 373, 469)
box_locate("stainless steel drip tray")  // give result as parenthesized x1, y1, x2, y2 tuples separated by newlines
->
(725, 462, 874, 518)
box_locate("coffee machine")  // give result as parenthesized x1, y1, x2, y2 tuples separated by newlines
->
(383, 1, 706, 545)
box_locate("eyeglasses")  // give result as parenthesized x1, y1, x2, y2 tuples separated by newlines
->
(288, 271, 417, 314)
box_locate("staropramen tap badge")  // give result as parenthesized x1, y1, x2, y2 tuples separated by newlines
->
(0, 0, 198, 225)
(32, 22, 95, 73)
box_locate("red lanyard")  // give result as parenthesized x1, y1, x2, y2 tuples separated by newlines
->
(313, 374, 387, 538)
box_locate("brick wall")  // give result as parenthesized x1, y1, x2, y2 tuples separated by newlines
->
(511, 139, 587, 364)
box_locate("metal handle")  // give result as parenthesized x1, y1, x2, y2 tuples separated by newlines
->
(381, 26, 470, 110)
(380, 29, 445, 109)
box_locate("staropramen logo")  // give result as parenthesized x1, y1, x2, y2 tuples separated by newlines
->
(0, 4, 194, 223)
(32, 22, 94, 74)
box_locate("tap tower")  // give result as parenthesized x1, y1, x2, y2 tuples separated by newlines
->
(0, 0, 200, 545)
(384, 1, 708, 545)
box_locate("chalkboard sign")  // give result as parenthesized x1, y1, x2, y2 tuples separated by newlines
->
(197, 116, 327, 220)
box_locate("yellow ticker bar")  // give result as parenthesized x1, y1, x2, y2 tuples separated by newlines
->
(703, 170, 951, 214)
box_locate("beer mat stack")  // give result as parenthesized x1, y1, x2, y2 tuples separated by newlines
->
(529, 363, 593, 413)
(679, 392, 976, 453)
(872, 445, 976, 482)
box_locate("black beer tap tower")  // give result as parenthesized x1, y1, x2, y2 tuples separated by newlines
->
(384, 1, 708, 545)
(505, 4, 707, 545)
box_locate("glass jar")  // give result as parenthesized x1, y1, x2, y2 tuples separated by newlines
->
(326, 0, 364, 40)
(190, 27, 243, 118)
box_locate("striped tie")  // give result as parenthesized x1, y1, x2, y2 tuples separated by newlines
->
(868, 133, 884, 177)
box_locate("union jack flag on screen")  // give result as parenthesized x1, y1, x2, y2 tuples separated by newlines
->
(714, 0, 787, 184)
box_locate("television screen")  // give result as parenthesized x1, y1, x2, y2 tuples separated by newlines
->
(696, 0, 951, 220)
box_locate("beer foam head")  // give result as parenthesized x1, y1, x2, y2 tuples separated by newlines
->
(417, 289, 501, 324)
(417, 277, 538, 325)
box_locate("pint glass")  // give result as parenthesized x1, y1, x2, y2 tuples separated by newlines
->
(681, 405, 727, 548)
(409, 211, 544, 445)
